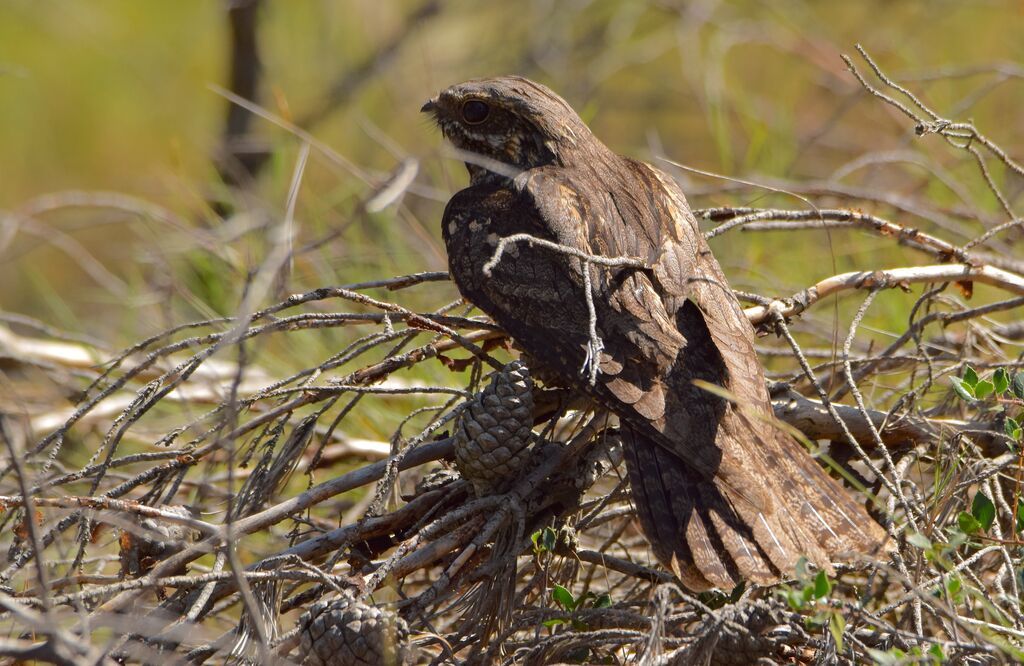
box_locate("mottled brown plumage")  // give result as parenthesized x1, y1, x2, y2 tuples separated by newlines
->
(424, 76, 889, 590)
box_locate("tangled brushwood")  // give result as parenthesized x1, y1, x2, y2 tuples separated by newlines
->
(2, 49, 1024, 665)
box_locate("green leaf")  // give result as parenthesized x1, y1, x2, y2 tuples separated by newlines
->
(994, 368, 1010, 395)
(963, 366, 979, 388)
(946, 529, 968, 549)
(974, 379, 995, 400)
(1006, 417, 1022, 441)
(552, 584, 576, 611)
(971, 491, 996, 531)
(958, 511, 982, 534)
(928, 643, 946, 663)
(946, 576, 962, 603)
(829, 611, 846, 652)
(542, 617, 567, 628)
(794, 556, 811, 581)
(813, 570, 832, 599)
(1012, 372, 1024, 399)
(532, 527, 557, 553)
(949, 376, 976, 402)
(906, 532, 932, 550)
(1016, 499, 1024, 534)
(594, 593, 612, 609)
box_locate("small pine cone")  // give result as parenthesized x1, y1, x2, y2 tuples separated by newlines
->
(118, 505, 197, 577)
(297, 595, 409, 666)
(454, 360, 536, 496)
(413, 466, 460, 495)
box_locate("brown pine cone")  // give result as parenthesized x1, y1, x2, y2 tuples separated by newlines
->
(297, 595, 409, 666)
(453, 360, 536, 496)
(118, 505, 197, 578)
(413, 466, 460, 495)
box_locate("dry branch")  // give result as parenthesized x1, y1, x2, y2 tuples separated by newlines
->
(744, 263, 1024, 325)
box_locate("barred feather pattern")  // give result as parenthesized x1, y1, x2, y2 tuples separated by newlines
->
(426, 76, 890, 590)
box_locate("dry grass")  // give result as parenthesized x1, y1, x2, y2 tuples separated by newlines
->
(1, 30, 1024, 666)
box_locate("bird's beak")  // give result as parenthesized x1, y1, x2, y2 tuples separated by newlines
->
(420, 98, 438, 114)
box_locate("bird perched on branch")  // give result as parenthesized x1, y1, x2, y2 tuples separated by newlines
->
(423, 76, 889, 590)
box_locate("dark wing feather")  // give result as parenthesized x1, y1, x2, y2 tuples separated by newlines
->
(527, 161, 887, 573)
(443, 161, 887, 588)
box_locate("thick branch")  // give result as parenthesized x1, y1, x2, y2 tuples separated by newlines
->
(770, 390, 1002, 455)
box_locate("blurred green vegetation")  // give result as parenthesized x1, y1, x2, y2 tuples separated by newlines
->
(1, 0, 1022, 387)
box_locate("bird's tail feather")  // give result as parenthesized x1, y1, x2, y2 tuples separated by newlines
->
(622, 426, 887, 590)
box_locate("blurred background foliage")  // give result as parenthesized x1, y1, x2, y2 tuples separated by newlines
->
(1, 0, 1022, 359)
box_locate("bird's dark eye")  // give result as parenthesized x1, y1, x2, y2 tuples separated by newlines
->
(461, 100, 490, 124)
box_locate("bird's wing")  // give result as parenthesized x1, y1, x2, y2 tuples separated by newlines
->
(629, 163, 888, 562)
(514, 164, 759, 478)
(516, 163, 881, 575)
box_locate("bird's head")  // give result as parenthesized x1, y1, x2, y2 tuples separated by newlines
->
(422, 76, 597, 182)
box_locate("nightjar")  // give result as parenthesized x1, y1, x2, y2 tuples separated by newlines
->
(423, 76, 888, 590)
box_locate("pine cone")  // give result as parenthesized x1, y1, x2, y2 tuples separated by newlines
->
(673, 598, 805, 666)
(118, 505, 196, 578)
(454, 360, 535, 496)
(297, 595, 409, 666)
(413, 466, 460, 495)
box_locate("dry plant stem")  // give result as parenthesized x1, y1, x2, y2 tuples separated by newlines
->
(23, 323, 479, 495)
(772, 313, 902, 505)
(772, 311, 925, 631)
(850, 45, 1024, 179)
(0, 495, 218, 537)
(841, 289, 919, 532)
(744, 263, 1024, 325)
(10, 281, 490, 476)
(843, 45, 1024, 243)
(39, 569, 340, 609)
(0, 592, 106, 665)
(0, 419, 65, 660)
(1, 312, 495, 581)
(697, 178, 993, 242)
(575, 549, 672, 583)
(482, 232, 649, 275)
(96, 437, 454, 614)
(839, 294, 1024, 401)
(312, 286, 504, 369)
(705, 207, 970, 263)
(340, 271, 450, 291)
(768, 390, 997, 454)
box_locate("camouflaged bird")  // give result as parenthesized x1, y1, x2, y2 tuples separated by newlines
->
(423, 76, 889, 591)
